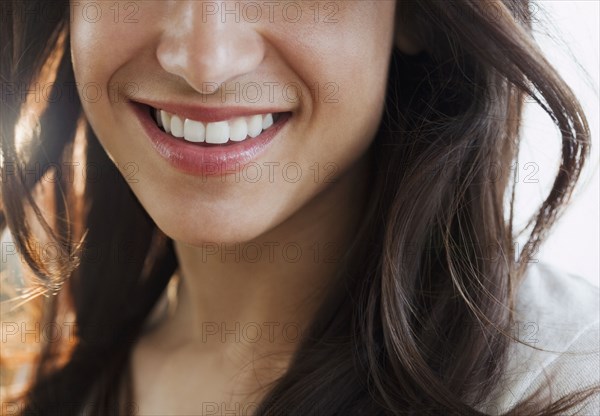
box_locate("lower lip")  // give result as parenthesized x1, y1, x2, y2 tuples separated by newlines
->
(130, 102, 290, 176)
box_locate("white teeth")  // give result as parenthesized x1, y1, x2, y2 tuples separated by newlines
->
(170, 115, 184, 138)
(262, 113, 273, 130)
(155, 109, 279, 143)
(160, 111, 172, 134)
(229, 118, 248, 142)
(156, 109, 162, 127)
(205, 121, 230, 144)
(247, 115, 263, 138)
(184, 119, 205, 142)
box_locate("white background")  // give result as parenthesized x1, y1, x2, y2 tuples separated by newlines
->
(516, 1, 599, 286)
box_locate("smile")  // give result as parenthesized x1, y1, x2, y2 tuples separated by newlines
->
(130, 100, 291, 176)
(152, 108, 282, 145)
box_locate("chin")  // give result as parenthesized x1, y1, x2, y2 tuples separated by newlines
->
(154, 212, 275, 247)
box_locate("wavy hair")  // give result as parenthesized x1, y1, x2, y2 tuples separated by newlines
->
(1, 0, 598, 414)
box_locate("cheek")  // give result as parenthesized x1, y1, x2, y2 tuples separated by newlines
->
(67, 1, 395, 245)
(70, 3, 155, 134)
(70, 1, 156, 72)
(70, 19, 146, 183)
(287, 5, 395, 172)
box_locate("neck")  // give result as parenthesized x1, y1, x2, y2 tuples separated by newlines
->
(160, 154, 370, 357)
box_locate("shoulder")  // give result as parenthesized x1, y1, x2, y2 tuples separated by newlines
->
(483, 262, 599, 414)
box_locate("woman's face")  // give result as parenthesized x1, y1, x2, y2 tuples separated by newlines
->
(70, 1, 397, 244)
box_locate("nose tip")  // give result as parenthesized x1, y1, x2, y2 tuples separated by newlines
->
(156, 3, 265, 94)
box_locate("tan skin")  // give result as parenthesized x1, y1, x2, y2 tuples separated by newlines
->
(70, 1, 418, 413)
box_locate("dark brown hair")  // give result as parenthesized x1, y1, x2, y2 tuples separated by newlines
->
(1, 0, 598, 414)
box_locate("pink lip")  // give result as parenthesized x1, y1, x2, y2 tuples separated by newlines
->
(130, 101, 290, 177)
(134, 98, 287, 123)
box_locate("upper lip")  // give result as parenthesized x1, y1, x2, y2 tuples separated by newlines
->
(131, 98, 290, 123)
